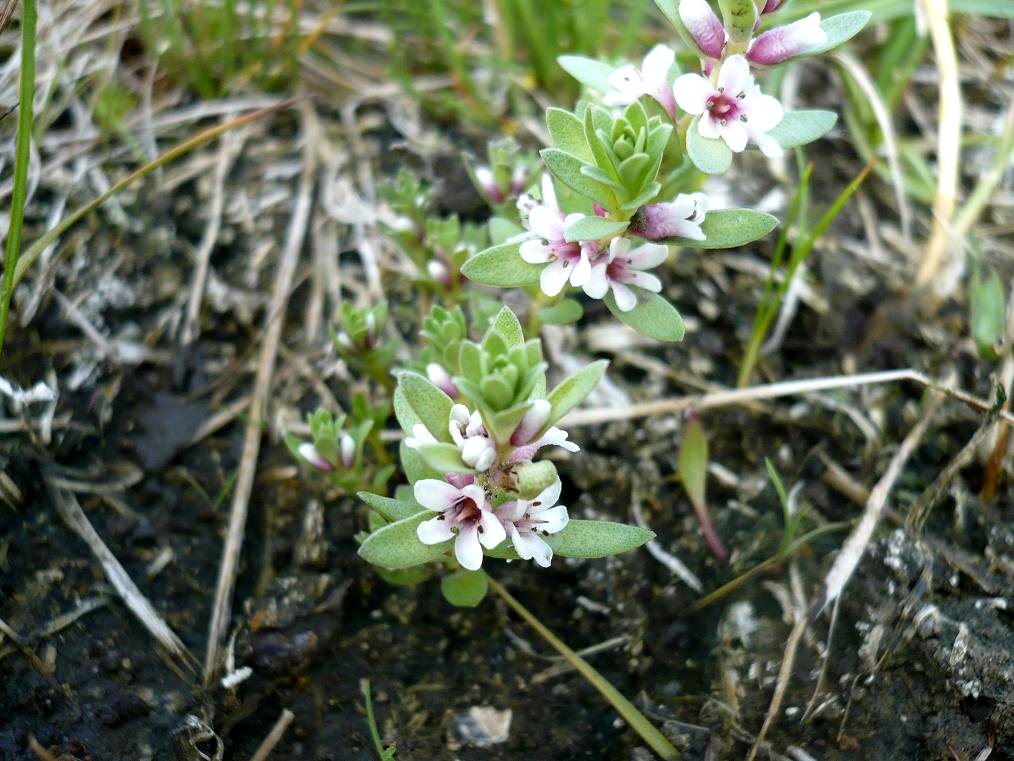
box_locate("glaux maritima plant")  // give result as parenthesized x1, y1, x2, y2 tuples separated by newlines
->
(356, 306, 653, 601)
(461, 0, 870, 342)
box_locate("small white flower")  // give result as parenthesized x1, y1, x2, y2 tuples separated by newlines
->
(449, 404, 497, 472)
(747, 13, 827, 66)
(520, 205, 594, 298)
(635, 192, 709, 241)
(339, 433, 356, 469)
(583, 237, 669, 312)
(415, 477, 506, 570)
(495, 479, 569, 568)
(604, 45, 678, 120)
(672, 55, 784, 157)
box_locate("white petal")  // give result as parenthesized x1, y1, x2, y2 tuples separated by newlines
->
(642, 45, 676, 84)
(608, 236, 631, 262)
(513, 399, 551, 445)
(569, 250, 592, 288)
(627, 241, 669, 269)
(298, 443, 333, 471)
(583, 263, 610, 299)
(520, 239, 553, 264)
(460, 483, 487, 508)
(717, 119, 749, 152)
(755, 132, 785, 158)
(606, 64, 644, 99)
(540, 174, 558, 212)
(510, 529, 542, 561)
(539, 259, 571, 297)
(460, 437, 490, 468)
(539, 426, 580, 452)
(623, 270, 663, 292)
(473, 445, 497, 472)
(532, 478, 562, 510)
(741, 93, 784, 132)
(611, 281, 638, 312)
(528, 205, 564, 240)
(478, 509, 507, 549)
(717, 55, 752, 96)
(528, 534, 554, 568)
(496, 501, 526, 523)
(454, 525, 484, 570)
(417, 515, 454, 544)
(672, 73, 712, 115)
(697, 113, 722, 140)
(413, 479, 461, 511)
(534, 504, 569, 535)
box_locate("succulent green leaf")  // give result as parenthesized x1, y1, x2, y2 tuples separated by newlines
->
(767, 110, 838, 149)
(400, 440, 444, 484)
(808, 11, 873, 57)
(416, 442, 474, 474)
(542, 148, 617, 206)
(489, 216, 525, 245)
(660, 209, 778, 249)
(545, 359, 608, 427)
(487, 401, 533, 445)
(970, 266, 1006, 359)
(441, 569, 489, 607)
(547, 108, 594, 163)
(358, 512, 450, 570)
(358, 491, 426, 522)
(557, 55, 615, 92)
(687, 118, 733, 175)
(491, 306, 525, 349)
(605, 290, 685, 342)
(539, 299, 584, 326)
(718, 0, 758, 43)
(462, 242, 543, 288)
(548, 519, 655, 558)
(677, 417, 708, 511)
(397, 372, 453, 442)
(563, 216, 629, 243)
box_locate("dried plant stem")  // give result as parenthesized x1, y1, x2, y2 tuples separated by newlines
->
(563, 368, 1013, 428)
(487, 576, 680, 759)
(246, 708, 295, 761)
(0, 0, 37, 356)
(203, 107, 315, 683)
(914, 0, 962, 298)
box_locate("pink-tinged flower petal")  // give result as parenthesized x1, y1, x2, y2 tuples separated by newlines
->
(747, 13, 827, 66)
(678, 0, 726, 59)
(761, 0, 783, 13)
(672, 73, 712, 114)
(417, 515, 455, 545)
(638, 195, 708, 241)
(512, 399, 552, 445)
(495, 501, 526, 523)
(642, 45, 676, 83)
(427, 363, 458, 398)
(741, 93, 784, 132)
(478, 510, 507, 549)
(611, 281, 638, 312)
(298, 443, 334, 472)
(520, 239, 553, 264)
(414, 479, 461, 511)
(446, 472, 475, 489)
(460, 483, 487, 508)
(622, 270, 663, 292)
(528, 205, 564, 240)
(583, 263, 610, 299)
(717, 55, 751, 95)
(474, 165, 499, 200)
(339, 433, 356, 469)
(535, 505, 569, 534)
(454, 525, 484, 570)
(717, 119, 749, 152)
(540, 259, 571, 297)
(627, 242, 669, 270)
(607, 236, 631, 262)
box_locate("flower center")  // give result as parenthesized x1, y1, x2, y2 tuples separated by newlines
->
(705, 90, 745, 125)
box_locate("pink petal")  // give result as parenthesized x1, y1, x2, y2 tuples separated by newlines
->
(495, 501, 526, 522)
(454, 525, 484, 570)
(298, 443, 333, 472)
(413, 479, 461, 511)
(678, 0, 726, 59)
(672, 73, 712, 115)
(747, 13, 827, 66)
(627, 241, 669, 269)
(417, 515, 454, 545)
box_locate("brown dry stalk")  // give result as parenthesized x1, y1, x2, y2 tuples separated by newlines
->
(203, 104, 317, 684)
(247, 708, 296, 761)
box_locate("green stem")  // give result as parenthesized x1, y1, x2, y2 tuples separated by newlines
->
(487, 576, 680, 759)
(0, 0, 38, 358)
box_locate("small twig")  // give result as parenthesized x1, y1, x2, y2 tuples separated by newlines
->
(0, 617, 49, 674)
(562, 368, 1012, 427)
(28, 737, 59, 761)
(246, 708, 295, 761)
(47, 483, 198, 671)
(204, 104, 316, 683)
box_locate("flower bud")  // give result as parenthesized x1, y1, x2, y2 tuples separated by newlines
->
(298, 443, 334, 472)
(679, 0, 726, 59)
(511, 400, 552, 446)
(746, 12, 826, 65)
(426, 363, 458, 398)
(339, 433, 356, 469)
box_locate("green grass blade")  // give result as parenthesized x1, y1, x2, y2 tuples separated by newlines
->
(0, 0, 38, 357)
